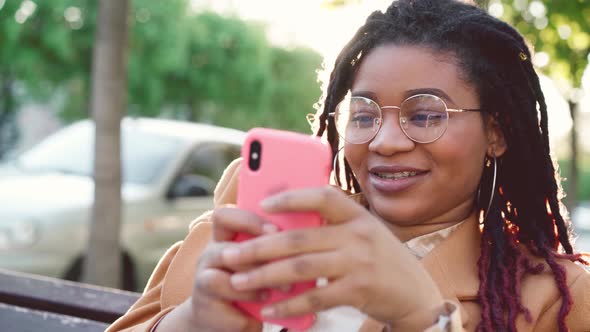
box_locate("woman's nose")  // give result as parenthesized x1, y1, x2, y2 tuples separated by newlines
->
(368, 112, 415, 155)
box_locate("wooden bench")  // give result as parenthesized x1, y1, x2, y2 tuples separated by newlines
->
(0, 269, 140, 331)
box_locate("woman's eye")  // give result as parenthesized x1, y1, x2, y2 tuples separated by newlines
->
(409, 111, 444, 127)
(351, 113, 377, 128)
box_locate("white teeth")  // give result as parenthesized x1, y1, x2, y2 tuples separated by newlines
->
(375, 171, 418, 179)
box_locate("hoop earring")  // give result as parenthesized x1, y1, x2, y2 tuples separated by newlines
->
(478, 154, 497, 224)
(332, 147, 344, 185)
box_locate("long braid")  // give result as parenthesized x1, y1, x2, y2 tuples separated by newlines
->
(471, 19, 587, 329)
(479, 21, 577, 254)
(458, 19, 582, 330)
(311, 0, 587, 330)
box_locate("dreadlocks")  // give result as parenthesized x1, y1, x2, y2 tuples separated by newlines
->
(311, 1, 588, 331)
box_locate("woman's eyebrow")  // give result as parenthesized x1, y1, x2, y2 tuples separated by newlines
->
(404, 88, 455, 104)
(351, 91, 379, 102)
(352, 89, 455, 105)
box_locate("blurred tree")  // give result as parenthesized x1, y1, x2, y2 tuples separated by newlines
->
(150, 12, 323, 133)
(0, 0, 95, 157)
(83, 0, 129, 289)
(159, 12, 273, 124)
(263, 46, 324, 133)
(476, 0, 590, 207)
(61, 0, 193, 121)
(0, 0, 322, 140)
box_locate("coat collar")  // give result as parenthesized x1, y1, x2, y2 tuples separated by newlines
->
(349, 191, 481, 299)
(360, 217, 482, 332)
(422, 215, 481, 301)
(421, 216, 481, 301)
(419, 216, 481, 328)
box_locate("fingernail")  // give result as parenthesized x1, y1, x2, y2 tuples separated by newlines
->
(262, 223, 279, 234)
(230, 273, 249, 289)
(261, 306, 276, 318)
(222, 247, 240, 263)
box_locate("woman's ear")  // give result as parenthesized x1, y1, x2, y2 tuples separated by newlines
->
(485, 116, 507, 157)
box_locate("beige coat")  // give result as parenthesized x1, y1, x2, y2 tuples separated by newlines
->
(108, 160, 590, 331)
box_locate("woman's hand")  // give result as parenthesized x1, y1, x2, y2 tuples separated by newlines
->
(220, 186, 446, 330)
(156, 207, 277, 332)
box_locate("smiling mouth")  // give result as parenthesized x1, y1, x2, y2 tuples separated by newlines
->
(371, 171, 427, 180)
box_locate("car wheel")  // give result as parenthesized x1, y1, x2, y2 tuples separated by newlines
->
(63, 253, 137, 291)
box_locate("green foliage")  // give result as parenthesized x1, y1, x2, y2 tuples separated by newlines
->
(0, 0, 97, 156)
(0, 0, 323, 133)
(478, 0, 589, 89)
(558, 157, 590, 201)
(474, 1, 589, 206)
(0, 0, 95, 105)
(265, 47, 323, 133)
(159, 12, 273, 122)
(128, 9, 323, 133)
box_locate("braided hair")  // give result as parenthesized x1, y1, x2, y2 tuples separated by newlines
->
(311, 1, 588, 331)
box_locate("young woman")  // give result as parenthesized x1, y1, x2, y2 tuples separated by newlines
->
(108, 0, 590, 331)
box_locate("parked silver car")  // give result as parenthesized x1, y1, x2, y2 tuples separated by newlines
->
(0, 118, 244, 290)
(572, 203, 590, 232)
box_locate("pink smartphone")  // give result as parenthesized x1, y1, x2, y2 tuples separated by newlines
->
(234, 128, 332, 331)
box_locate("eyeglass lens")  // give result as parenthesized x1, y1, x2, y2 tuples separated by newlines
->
(334, 95, 449, 144)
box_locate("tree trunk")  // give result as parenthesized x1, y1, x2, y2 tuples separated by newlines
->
(83, 0, 129, 289)
(567, 100, 579, 210)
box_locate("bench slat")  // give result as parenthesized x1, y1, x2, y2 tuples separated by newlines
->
(0, 303, 108, 332)
(0, 269, 140, 324)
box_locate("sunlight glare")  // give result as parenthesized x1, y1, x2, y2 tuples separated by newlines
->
(539, 75, 573, 153)
(513, 0, 527, 11)
(195, 0, 393, 66)
(20, 0, 37, 16)
(558, 25, 572, 40)
(15, 0, 37, 24)
(528, 1, 546, 18)
(534, 17, 548, 30)
(15, 11, 26, 24)
(533, 52, 550, 68)
(488, 1, 503, 18)
(64, 6, 83, 29)
(64, 7, 81, 23)
(583, 60, 590, 91)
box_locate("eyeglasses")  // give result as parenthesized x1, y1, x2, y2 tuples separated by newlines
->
(329, 94, 481, 144)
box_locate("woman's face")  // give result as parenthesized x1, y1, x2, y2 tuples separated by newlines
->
(344, 44, 490, 231)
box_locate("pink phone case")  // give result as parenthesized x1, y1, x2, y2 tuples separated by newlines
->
(234, 128, 332, 331)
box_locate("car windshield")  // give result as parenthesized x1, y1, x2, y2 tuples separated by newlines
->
(16, 121, 183, 185)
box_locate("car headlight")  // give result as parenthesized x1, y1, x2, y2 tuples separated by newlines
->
(0, 220, 39, 250)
